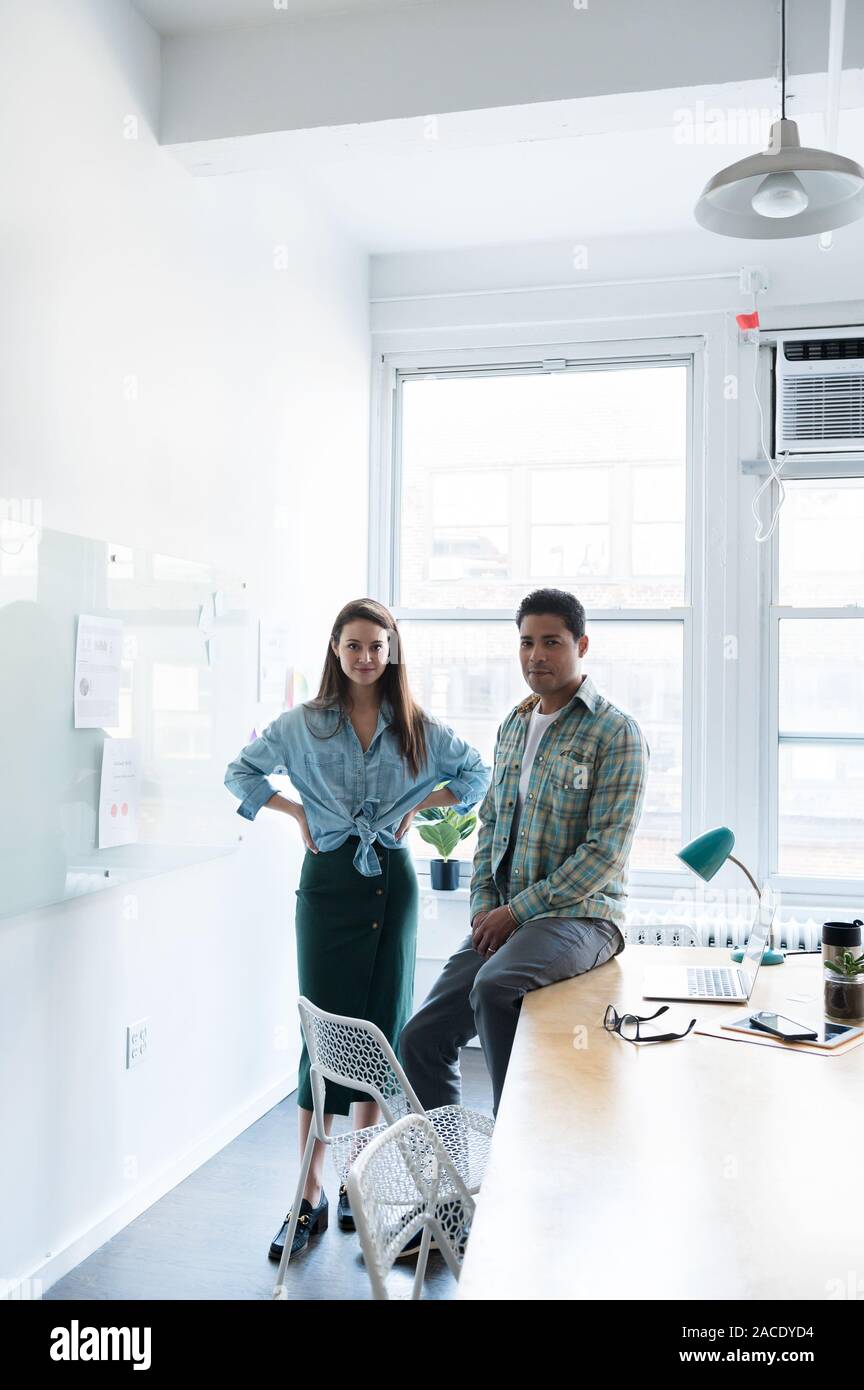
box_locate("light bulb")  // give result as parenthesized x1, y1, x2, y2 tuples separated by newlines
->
(751, 171, 810, 219)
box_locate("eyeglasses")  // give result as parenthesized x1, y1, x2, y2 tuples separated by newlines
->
(603, 1003, 696, 1044)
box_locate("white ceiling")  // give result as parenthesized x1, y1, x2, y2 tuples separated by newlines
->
(140, 0, 864, 257)
(172, 75, 864, 254)
(133, 0, 428, 36)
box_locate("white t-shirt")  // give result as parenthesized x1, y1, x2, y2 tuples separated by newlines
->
(500, 702, 566, 886)
(516, 702, 565, 815)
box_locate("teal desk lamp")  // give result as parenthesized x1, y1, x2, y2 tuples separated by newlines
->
(677, 827, 785, 965)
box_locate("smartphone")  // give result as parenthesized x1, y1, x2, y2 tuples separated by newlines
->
(749, 1011, 818, 1041)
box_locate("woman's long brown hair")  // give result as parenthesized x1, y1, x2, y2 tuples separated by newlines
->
(303, 598, 430, 779)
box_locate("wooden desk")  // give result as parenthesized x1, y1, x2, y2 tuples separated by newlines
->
(458, 944, 863, 1300)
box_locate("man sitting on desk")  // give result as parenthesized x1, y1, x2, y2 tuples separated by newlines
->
(400, 588, 650, 1118)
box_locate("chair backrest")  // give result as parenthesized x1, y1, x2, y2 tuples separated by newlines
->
(298, 996, 425, 1137)
(346, 1112, 475, 1299)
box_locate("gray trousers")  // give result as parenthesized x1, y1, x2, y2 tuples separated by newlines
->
(399, 915, 624, 1118)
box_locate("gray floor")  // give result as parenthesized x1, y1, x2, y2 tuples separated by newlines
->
(46, 1048, 492, 1302)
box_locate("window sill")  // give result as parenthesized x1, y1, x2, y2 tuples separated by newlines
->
(418, 883, 471, 900)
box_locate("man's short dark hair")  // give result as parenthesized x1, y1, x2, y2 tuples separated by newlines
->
(515, 588, 586, 641)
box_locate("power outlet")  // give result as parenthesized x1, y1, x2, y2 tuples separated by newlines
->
(126, 1018, 149, 1069)
(739, 266, 768, 297)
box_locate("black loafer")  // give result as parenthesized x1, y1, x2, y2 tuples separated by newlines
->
(395, 1225, 438, 1259)
(396, 1201, 468, 1259)
(268, 1191, 328, 1261)
(337, 1183, 355, 1231)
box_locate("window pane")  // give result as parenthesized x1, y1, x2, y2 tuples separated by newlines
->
(399, 619, 683, 872)
(398, 622, 524, 867)
(631, 523, 684, 576)
(778, 479, 864, 607)
(779, 620, 864, 735)
(779, 742, 864, 878)
(530, 467, 610, 578)
(530, 524, 611, 578)
(399, 366, 688, 609)
(632, 464, 686, 522)
(531, 467, 609, 520)
(590, 622, 684, 871)
(430, 527, 510, 582)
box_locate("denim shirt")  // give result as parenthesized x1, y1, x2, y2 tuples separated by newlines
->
(223, 697, 492, 877)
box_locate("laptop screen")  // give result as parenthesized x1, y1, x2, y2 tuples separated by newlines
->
(741, 903, 773, 990)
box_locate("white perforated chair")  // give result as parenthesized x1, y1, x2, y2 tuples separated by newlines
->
(272, 996, 494, 1297)
(347, 1112, 475, 1300)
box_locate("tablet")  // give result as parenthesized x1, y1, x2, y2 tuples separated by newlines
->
(722, 1013, 864, 1048)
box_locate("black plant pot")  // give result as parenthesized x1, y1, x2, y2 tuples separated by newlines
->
(824, 974, 864, 1023)
(430, 859, 460, 891)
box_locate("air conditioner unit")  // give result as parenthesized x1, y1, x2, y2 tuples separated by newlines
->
(775, 328, 864, 454)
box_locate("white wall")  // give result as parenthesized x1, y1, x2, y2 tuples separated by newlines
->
(370, 228, 864, 326)
(0, 0, 370, 1294)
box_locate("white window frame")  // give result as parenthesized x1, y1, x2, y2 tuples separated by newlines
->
(369, 335, 708, 894)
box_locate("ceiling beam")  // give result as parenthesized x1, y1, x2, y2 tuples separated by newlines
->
(159, 0, 864, 146)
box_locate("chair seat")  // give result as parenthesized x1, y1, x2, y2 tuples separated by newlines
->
(330, 1103, 494, 1195)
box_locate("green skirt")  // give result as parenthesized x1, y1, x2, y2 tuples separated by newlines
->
(294, 834, 419, 1116)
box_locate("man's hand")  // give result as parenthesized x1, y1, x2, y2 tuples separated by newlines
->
(471, 905, 517, 957)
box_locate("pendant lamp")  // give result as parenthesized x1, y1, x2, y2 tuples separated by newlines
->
(694, 0, 864, 239)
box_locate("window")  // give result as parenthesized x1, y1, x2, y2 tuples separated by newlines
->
(379, 351, 694, 878)
(771, 478, 864, 884)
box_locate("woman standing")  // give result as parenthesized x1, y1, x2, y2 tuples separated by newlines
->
(223, 598, 490, 1263)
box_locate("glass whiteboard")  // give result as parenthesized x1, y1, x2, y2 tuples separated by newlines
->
(0, 520, 252, 919)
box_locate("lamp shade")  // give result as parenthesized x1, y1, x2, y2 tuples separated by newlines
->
(677, 826, 735, 881)
(694, 119, 864, 239)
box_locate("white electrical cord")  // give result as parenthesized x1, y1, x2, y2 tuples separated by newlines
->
(819, 0, 847, 253)
(747, 286, 786, 542)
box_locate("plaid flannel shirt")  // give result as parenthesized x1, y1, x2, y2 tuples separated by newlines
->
(469, 673, 649, 930)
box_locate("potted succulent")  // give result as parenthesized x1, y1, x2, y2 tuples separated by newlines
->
(824, 948, 864, 1023)
(414, 785, 477, 891)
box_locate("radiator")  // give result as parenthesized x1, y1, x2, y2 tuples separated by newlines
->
(622, 910, 825, 953)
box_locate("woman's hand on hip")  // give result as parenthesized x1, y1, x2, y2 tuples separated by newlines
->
(394, 808, 417, 841)
(284, 798, 318, 853)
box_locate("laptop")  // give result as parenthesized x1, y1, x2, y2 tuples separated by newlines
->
(642, 904, 773, 1003)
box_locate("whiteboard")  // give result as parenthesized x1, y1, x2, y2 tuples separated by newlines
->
(0, 520, 251, 919)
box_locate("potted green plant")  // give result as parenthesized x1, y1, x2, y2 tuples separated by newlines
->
(414, 786, 477, 891)
(824, 948, 864, 1022)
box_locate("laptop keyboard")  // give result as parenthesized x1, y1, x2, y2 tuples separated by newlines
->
(687, 967, 739, 998)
